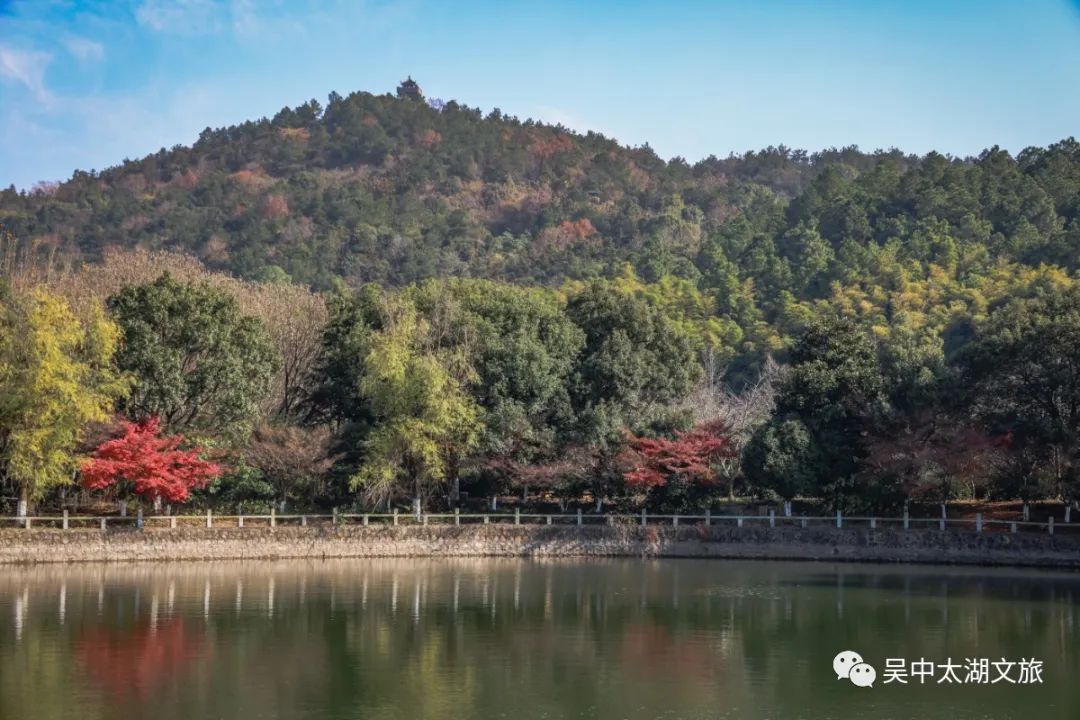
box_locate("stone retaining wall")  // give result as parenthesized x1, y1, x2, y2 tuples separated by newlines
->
(0, 524, 1078, 568)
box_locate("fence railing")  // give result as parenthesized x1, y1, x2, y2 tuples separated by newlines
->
(0, 507, 1076, 535)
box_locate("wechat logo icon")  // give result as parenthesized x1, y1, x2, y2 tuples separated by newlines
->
(834, 650, 876, 688)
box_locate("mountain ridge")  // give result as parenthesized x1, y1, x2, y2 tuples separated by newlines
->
(1, 88, 1078, 369)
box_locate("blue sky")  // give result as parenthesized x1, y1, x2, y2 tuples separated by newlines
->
(1, 0, 1079, 189)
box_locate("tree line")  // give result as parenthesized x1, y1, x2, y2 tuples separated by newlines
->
(1, 244, 1078, 515)
(0, 86, 1078, 514)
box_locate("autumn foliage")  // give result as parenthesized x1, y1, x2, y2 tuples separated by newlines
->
(623, 421, 736, 488)
(81, 418, 222, 503)
(528, 132, 574, 159)
(262, 194, 290, 219)
(417, 128, 442, 148)
(538, 218, 599, 250)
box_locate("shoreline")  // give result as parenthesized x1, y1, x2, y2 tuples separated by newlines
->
(0, 525, 1078, 569)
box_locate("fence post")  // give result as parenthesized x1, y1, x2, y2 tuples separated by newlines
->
(206, 509, 212, 528)
(393, 509, 399, 527)
(976, 513, 983, 533)
(870, 517, 876, 530)
(546, 515, 552, 525)
(673, 515, 679, 527)
(483, 515, 489, 525)
(1066, 504, 1072, 524)
(903, 508, 910, 530)
(454, 508, 460, 526)
(836, 510, 842, 529)
(514, 508, 520, 526)
(939, 516, 945, 532)
(62, 509, 69, 531)
(363, 514, 369, 527)
(422, 513, 428, 526)
(270, 507, 276, 529)
(238, 513, 244, 528)
(800, 515, 807, 529)
(333, 507, 338, 526)
(170, 516, 177, 530)
(25, 516, 31, 530)
(1010, 521, 1017, 534)
(137, 508, 144, 530)
(705, 509, 711, 526)
(737, 516, 743, 528)
(100, 517, 107, 531)
(577, 508, 583, 526)
(641, 508, 647, 527)
(769, 509, 775, 528)
(301, 515, 307, 527)
(1049, 516, 1055, 536)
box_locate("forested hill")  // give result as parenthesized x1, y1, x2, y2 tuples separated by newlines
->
(2, 87, 1079, 369)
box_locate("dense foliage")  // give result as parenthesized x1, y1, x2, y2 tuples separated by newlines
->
(0, 286, 127, 507)
(81, 417, 221, 505)
(3, 91, 1078, 375)
(1, 86, 1079, 514)
(107, 274, 279, 438)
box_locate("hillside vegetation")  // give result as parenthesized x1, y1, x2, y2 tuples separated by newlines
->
(1, 87, 1079, 514)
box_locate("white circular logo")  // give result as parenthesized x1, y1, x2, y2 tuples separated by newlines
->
(849, 661, 876, 688)
(833, 650, 864, 679)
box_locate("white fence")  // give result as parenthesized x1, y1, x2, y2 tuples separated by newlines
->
(1, 507, 1076, 535)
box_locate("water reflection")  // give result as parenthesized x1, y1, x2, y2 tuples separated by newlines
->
(0, 559, 1076, 720)
(74, 617, 202, 698)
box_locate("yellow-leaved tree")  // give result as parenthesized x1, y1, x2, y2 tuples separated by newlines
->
(0, 288, 128, 515)
(350, 298, 480, 511)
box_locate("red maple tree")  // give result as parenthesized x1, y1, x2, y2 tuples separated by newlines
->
(623, 420, 736, 488)
(81, 418, 222, 504)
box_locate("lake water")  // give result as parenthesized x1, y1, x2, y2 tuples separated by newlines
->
(0, 558, 1076, 720)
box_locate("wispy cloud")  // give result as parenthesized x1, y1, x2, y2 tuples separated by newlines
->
(0, 44, 51, 101)
(62, 35, 105, 63)
(133, 0, 305, 38)
(135, 0, 225, 34)
(228, 0, 308, 40)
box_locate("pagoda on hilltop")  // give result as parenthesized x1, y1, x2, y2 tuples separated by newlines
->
(396, 76, 424, 101)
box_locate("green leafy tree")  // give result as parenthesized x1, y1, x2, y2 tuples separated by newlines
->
(566, 284, 700, 445)
(564, 284, 700, 509)
(409, 279, 584, 482)
(108, 274, 279, 439)
(306, 284, 384, 427)
(745, 318, 887, 508)
(742, 418, 821, 502)
(960, 284, 1080, 502)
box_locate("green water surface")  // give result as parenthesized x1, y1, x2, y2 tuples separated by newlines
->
(0, 558, 1076, 719)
